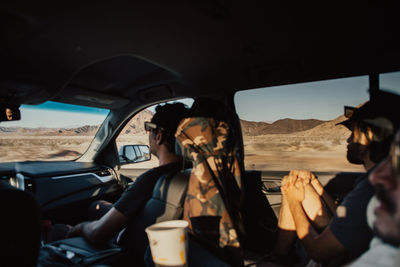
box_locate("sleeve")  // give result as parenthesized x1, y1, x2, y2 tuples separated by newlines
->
(113, 168, 160, 218)
(329, 176, 375, 260)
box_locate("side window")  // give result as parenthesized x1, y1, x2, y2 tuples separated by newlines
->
(116, 98, 193, 170)
(380, 71, 400, 95)
(234, 76, 372, 173)
(116, 108, 158, 169)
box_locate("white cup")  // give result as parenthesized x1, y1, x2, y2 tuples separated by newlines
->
(145, 220, 189, 267)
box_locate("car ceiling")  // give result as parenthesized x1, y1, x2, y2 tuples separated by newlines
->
(1, 1, 400, 109)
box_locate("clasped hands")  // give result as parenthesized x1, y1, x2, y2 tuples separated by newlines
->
(281, 170, 319, 204)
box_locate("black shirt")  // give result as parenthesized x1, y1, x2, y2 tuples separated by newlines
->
(330, 171, 375, 261)
(113, 162, 182, 218)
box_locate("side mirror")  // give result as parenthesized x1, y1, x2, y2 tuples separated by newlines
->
(119, 144, 151, 165)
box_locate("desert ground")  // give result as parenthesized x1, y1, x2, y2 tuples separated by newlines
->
(0, 132, 363, 173)
(243, 134, 363, 173)
(0, 135, 93, 162)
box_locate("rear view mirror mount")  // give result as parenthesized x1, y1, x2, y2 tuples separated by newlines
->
(0, 105, 21, 121)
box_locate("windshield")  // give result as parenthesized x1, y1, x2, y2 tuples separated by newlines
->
(0, 101, 109, 162)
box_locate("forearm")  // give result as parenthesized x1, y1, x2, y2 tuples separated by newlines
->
(311, 179, 337, 215)
(288, 199, 328, 262)
(288, 199, 318, 240)
(274, 196, 298, 257)
(68, 208, 127, 245)
(302, 184, 332, 230)
(289, 200, 345, 262)
(81, 221, 109, 244)
(277, 196, 296, 230)
(68, 221, 106, 244)
(320, 191, 337, 215)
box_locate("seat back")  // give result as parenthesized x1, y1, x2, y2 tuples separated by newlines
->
(0, 181, 41, 267)
(241, 170, 278, 254)
(117, 169, 190, 265)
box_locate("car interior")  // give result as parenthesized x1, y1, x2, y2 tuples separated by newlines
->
(1, 1, 400, 266)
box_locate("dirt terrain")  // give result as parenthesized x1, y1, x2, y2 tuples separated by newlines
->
(0, 112, 364, 173)
(243, 134, 362, 172)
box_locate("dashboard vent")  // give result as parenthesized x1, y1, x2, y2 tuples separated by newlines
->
(95, 169, 112, 177)
(24, 177, 35, 193)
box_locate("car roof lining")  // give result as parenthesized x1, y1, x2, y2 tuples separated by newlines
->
(1, 2, 400, 108)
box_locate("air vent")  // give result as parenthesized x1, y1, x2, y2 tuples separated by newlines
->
(24, 177, 35, 193)
(95, 169, 112, 177)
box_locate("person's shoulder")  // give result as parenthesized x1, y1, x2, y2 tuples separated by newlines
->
(154, 162, 182, 174)
(354, 172, 369, 184)
(155, 162, 181, 170)
(140, 162, 181, 178)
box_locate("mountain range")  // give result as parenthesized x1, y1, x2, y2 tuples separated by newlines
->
(0, 110, 348, 138)
(240, 118, 325, 135)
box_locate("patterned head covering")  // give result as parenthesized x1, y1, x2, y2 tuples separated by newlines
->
(175, 99, 243, 249)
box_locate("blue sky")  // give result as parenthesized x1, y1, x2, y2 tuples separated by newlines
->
(235, 72, 400, 122)
(2, 72, 399, 128)
(3, 102, 109, 128)
(29, 102, 110, 115)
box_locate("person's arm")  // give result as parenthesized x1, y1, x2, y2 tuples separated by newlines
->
(273, 178, 298, 257)
(283, 174, 346, 263)
(289, 170, 335, 228)
(310, 177, 338, 215)
(302, 183, 332, 229)
(68, 207, 128, 245)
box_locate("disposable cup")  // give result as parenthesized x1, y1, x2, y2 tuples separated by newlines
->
(145, 220, 189, 267)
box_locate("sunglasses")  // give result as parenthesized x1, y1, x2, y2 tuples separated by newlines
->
(144, 121, 164, 132)
(391, 141, 400, 177)
(344, 106, 356, 118)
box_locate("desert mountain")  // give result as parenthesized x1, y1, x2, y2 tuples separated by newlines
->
(0, 109, 154, 136)
(296, 114, 351, 138)
(119, 109, 154, 135)
(0, 109, 350, 138)
(240, 118, 325, 135)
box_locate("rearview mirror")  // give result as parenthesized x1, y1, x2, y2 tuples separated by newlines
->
(0, 105, 21, 121)
(119, 144, 151, 165)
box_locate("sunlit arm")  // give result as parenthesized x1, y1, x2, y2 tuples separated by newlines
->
(287, 198, 346, 263)
(302, 184, 332, 229)
(68, 207, 128, 245)
(311, 178, 337, 215)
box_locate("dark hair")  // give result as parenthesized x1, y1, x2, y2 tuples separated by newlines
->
(151, 102, 189, 152)
(189, 97, 233, 122)
(356, 121, 399, 163)
(351, 91, 400, 163)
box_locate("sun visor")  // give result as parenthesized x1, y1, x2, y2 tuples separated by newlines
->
(137, 85, 174, 103)
(55, 87, 130, 109)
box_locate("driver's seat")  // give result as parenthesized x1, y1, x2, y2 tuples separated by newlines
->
(0, 181, 41, 267)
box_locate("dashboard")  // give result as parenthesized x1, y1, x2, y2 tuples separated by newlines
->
(0, 161, 119, 210)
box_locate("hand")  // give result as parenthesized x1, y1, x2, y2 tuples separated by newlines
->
(289, 170, 324, 196)
(280, 175, 289, 195)
(66, 223, 84, 238)
(289, 170, 317, 185)
(278, 180, 296, 231)
(310, 177, 324, 196)
(282, 173, 305, 204)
